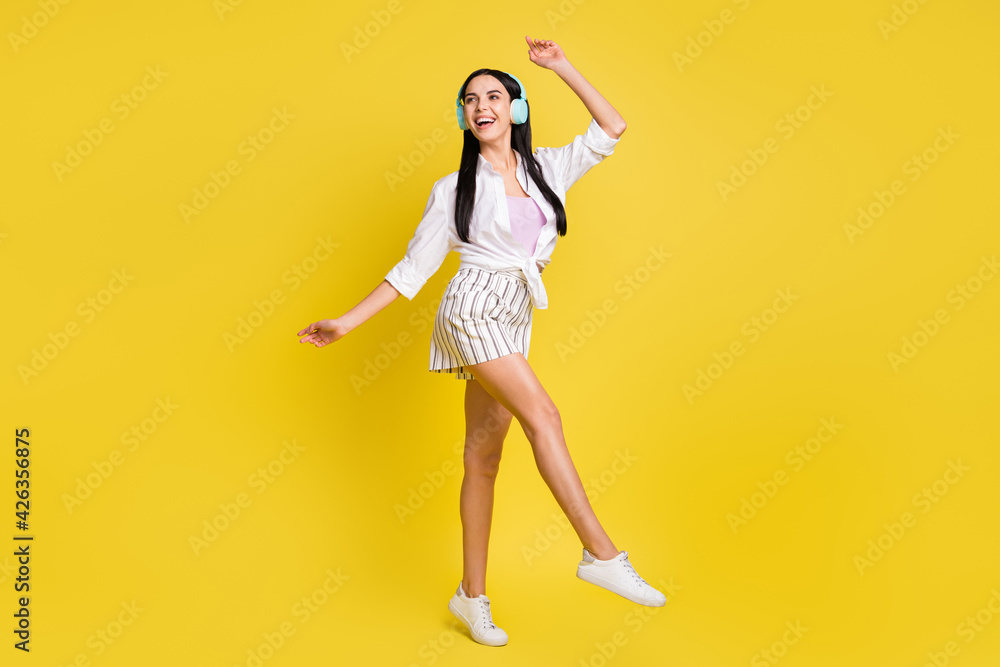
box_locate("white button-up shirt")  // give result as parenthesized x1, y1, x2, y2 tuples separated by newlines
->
(384, 118, 621, 310)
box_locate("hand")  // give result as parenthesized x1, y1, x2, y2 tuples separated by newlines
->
(525, 35, 568, 70)
(297, 319, 349, 348)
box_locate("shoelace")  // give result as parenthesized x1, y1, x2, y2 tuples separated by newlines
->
(619, 551, 651, 587)
(477, 597, 497, 631)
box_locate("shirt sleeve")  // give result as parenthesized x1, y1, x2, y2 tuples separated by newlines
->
(384, 179, 454, 301)
(533, 118, 621, 193)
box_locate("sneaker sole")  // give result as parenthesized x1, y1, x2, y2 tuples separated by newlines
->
(576, 567, 667, 607)
(448, 598, 509, 646)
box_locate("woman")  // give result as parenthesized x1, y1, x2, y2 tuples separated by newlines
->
(297, 36, 665, 646)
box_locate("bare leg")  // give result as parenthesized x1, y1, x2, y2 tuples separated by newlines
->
(466, 352, 618, 560)
(460, 378, 514, 598)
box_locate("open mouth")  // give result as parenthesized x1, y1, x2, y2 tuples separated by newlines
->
(475, 117, 496, 128)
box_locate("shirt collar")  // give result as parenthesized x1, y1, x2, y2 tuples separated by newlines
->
(475, 149, 523, 178)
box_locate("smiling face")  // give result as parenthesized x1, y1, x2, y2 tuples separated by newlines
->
(462, 74, 511, 139)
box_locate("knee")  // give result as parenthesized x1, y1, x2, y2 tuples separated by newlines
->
(522, 400, 561, 439)
(464, 442, 504, 478)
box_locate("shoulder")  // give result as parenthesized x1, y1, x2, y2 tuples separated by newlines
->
(432, 170, 460, 192)
(423, 171, 459, 213)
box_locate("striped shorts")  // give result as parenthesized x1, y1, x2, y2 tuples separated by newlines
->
(429, 267, 534, 380)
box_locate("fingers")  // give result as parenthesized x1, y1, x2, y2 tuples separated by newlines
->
(297, 321, 320, 335)
(298, 334, 324, 347)
(297, 322, 320, 346)
(296, 321, 339, 348)
(525, 35, 557, 58)
(296, 323, 331, 347)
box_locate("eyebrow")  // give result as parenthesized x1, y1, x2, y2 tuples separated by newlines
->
(464, 89, 503, 99)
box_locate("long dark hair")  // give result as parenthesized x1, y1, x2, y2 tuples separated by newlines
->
(455, 68, 567, 244)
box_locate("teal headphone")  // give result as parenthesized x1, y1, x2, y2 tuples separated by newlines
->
(456, 71, 528, 131)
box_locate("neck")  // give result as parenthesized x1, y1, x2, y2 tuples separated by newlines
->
(478, 131, 518, 173)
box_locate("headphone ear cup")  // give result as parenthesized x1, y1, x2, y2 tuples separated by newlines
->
(456, 83, 468, 131)
(510, 98, 528, 125)
(504, 71, 528, 125)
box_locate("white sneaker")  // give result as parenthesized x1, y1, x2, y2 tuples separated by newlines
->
(577, 548, 667, 606)
(448, 581, 509, 646)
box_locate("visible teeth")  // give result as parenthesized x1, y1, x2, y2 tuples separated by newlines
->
(477, 118, 494, 125)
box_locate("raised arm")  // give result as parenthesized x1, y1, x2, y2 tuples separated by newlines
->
(297, 279, 401, 347)
(524, 35, 626, 139)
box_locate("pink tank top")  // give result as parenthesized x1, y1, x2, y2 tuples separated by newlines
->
(506, 195, 546, 255)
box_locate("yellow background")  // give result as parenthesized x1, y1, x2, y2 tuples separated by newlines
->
(2, 0, 998, 664)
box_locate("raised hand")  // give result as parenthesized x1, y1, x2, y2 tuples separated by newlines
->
(525, 35, 568, 70)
